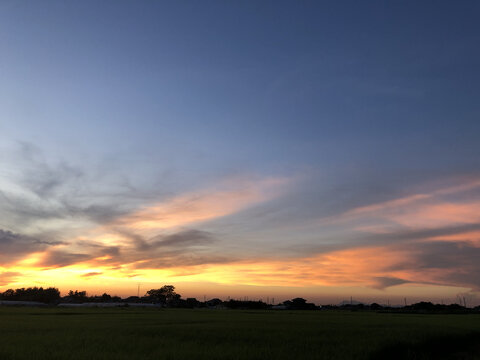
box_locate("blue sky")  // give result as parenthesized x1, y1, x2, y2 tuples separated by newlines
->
(1, 1, 480, 304)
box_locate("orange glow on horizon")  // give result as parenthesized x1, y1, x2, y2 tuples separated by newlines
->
(0, 245, 420, 293)
(2, 177, 480, 304)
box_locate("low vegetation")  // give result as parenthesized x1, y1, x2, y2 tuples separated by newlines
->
(0, 307, 479, 359)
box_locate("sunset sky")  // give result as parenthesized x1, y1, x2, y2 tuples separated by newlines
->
(1, 1, 480, 305)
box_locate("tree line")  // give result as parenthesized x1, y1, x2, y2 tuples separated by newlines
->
(0, 285, 317, 309)
(1, 285, 479, 312)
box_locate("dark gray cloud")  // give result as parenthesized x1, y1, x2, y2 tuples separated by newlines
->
(149, 229, 215, 248)
(372, 276, 410, 289)
(204, 171, 480, 260)
(15, 142, 84, 199)
(39, 250, 92, 268)
(347, 226, 480, 290)
(408, 241, 480, 289)
(1, 143, 228, 271)
(23, 229, 221, 271)
(0, 142, 169, 234)
(98, 229, 221, 269)
(284, 223, 480, 259)
(273, 223, 480, 290)
(80, 272, 102, 278)
(113, 229, 150, 252)
(132, 253, 234, 270)
(366, 240, 480, 290)
(0, 223, 221, 271)
(36, 242, 122, 269)
(0, 229, 60, 264)
(366, 223, 480, 244)
(74, 240, 121, 256)
(207, 170, 473, 235)
(64, 204, 131, 224)
(114, 228, 216, 253)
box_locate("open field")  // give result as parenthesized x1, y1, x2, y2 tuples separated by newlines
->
(0, 307, 479, 360)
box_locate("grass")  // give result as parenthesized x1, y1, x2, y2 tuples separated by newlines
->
(0, 307, 479, 359)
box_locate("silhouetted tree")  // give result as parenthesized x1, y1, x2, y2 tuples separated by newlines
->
(410, 301, 435, 311)
(224, 300, 269, 309)
(146, 285, 181, 305)
(101, 293, 112, 302)
(205, 298, 223, 307)
(0, 287, 60, 303)
(185, 298, 201, 308)
(0, 289, 15, 299)
(65, 290, 88, 303)
(283, 297, 317, 310)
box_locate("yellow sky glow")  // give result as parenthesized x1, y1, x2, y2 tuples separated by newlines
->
(1, 177, 480, 304)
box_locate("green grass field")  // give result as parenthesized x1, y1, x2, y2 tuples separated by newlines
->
(0, 307, 479, 359)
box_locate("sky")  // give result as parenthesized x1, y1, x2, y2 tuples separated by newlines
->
(1, 0, 480, 305)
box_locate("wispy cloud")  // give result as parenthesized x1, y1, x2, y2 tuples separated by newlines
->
(0, 229, 60, 264)
(0, 146, 291, 282)
(80, 272, 102, 278)
(0, 271, 21, 286)
(39, 250, 93, 269)
(111, 176, 289, 234)
(332, 178, 480, 230)
(2, 141, 480, 299)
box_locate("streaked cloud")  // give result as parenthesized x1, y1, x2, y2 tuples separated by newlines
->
(331, 178, 480, 230)
(1, 142, 480, 302)
(111, 176, 289, 234)
(0, 229, 61, 264)
(80, 272, 102, 278)
(0, 271, 21, 286)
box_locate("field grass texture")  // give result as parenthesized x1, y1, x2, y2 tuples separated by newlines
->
(0, 307, 479, 359)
